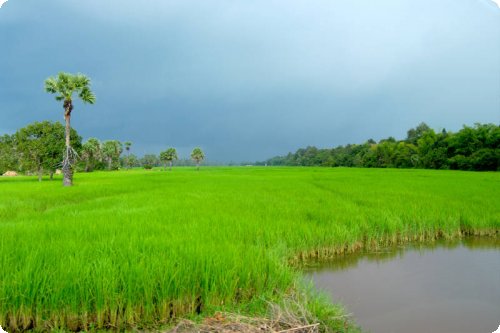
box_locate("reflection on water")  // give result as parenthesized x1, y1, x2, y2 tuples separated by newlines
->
(305, 237, 500, 333)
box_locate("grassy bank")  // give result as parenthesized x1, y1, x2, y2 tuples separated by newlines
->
(0, 167, 498, 331)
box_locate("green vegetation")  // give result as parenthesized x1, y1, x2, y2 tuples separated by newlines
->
(160, 148, 178, 171)
(141, 154, 159, 170)
(101, 140, 123, 171)
(0, 167, 498, 331)
(191, 147, 205, 170)
(124, 142, 133, 170)
(3, 121, 497, 179)
(1, 132, 203, 175)
(81, 138, 102, 172)
(44, 72, 96, 186)
(0, 122, 82, 178)
(13, 121, 81, 181)
(262, 123, 500, 171)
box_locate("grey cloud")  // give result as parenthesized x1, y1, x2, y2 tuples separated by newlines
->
(1, 0, 499, 162)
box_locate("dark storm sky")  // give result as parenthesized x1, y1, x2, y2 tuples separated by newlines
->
(1, 0, 499, 162)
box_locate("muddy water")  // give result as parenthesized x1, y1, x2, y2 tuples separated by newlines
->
(305, 238, 500, 333)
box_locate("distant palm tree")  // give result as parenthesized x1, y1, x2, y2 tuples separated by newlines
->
(160, 148, 178, 171)
(81, 138, 101, 172)
(102, 140, 123, 170)
(45, 72, 95, 186)
(190, 147, 204, 171)
(124, 141, 132, 169)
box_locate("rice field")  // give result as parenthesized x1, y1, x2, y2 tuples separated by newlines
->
(0, 167, 498, 331)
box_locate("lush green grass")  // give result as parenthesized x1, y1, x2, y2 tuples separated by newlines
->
(0, 167, 498, 331)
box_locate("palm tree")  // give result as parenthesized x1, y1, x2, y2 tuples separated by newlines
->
(190, 147, 204, 170)
(81, 138, 101, 172)
(45, 72, 95, 186)
(160, 148, 178, 171)
(102, 140, 123, 170)
(124, 141, 132, 169)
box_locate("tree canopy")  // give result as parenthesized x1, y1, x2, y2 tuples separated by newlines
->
(101, 140, 123, 170)
(191, 148, 205, 170)
(260, 123, 499, 171)
(45, 72, 96, 106)
(13, 121, 81, 180)
(160, 148, 178, 170)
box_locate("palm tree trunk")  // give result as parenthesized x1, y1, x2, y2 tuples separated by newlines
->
(65, 114, 71, 147)
(63, 112, 73, 186)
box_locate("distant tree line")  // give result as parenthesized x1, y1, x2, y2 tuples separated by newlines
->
(0, 121, 207, 178)
(258, 123, 499, 171)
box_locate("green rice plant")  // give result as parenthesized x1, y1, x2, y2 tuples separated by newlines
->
(0, 167, 498, 331)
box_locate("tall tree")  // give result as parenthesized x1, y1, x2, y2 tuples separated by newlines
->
(190, 147, 205, 170)
(44, 122, 82, 179)
(159, 148, 178, 171)
(406, 122, 431, 145)
(101, 140, 123, 170)
(45, 72, 95, 186)
(15, 121, 81, 181)
(124, 141, 132, 169)
(81, 138, 101, 172)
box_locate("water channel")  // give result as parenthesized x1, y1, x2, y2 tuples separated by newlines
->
(305, 237, 500, 333)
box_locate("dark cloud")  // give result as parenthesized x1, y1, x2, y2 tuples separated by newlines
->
(1, 0, 499, 162)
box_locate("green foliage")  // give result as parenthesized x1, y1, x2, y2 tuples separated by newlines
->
(191, 147, 205, 168)
(44, 72, 96, 105)
(141, 154, 159, 169)
(0, 168, 497, 331)
(121, 153, 140, 168)
(262, 123, 499, 171)
(406, 122, 431, 145)
(0, 134, 17, 174)
(80, 137, 102, 172)
(101, 140, 123, 170)
(123, 141, 133, 169)
(13, 121, 81, 179)
(159, 147, 178, 170)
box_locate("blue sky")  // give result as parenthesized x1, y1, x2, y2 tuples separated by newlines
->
(1, 0, 499, 162)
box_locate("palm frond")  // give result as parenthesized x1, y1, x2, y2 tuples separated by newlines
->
(44, 72, 96, 105)
(56, 72, 72, 98)
(79, 86, 96, 104)
(44, 77, 58, 94)
(73, 73, 91, 88)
